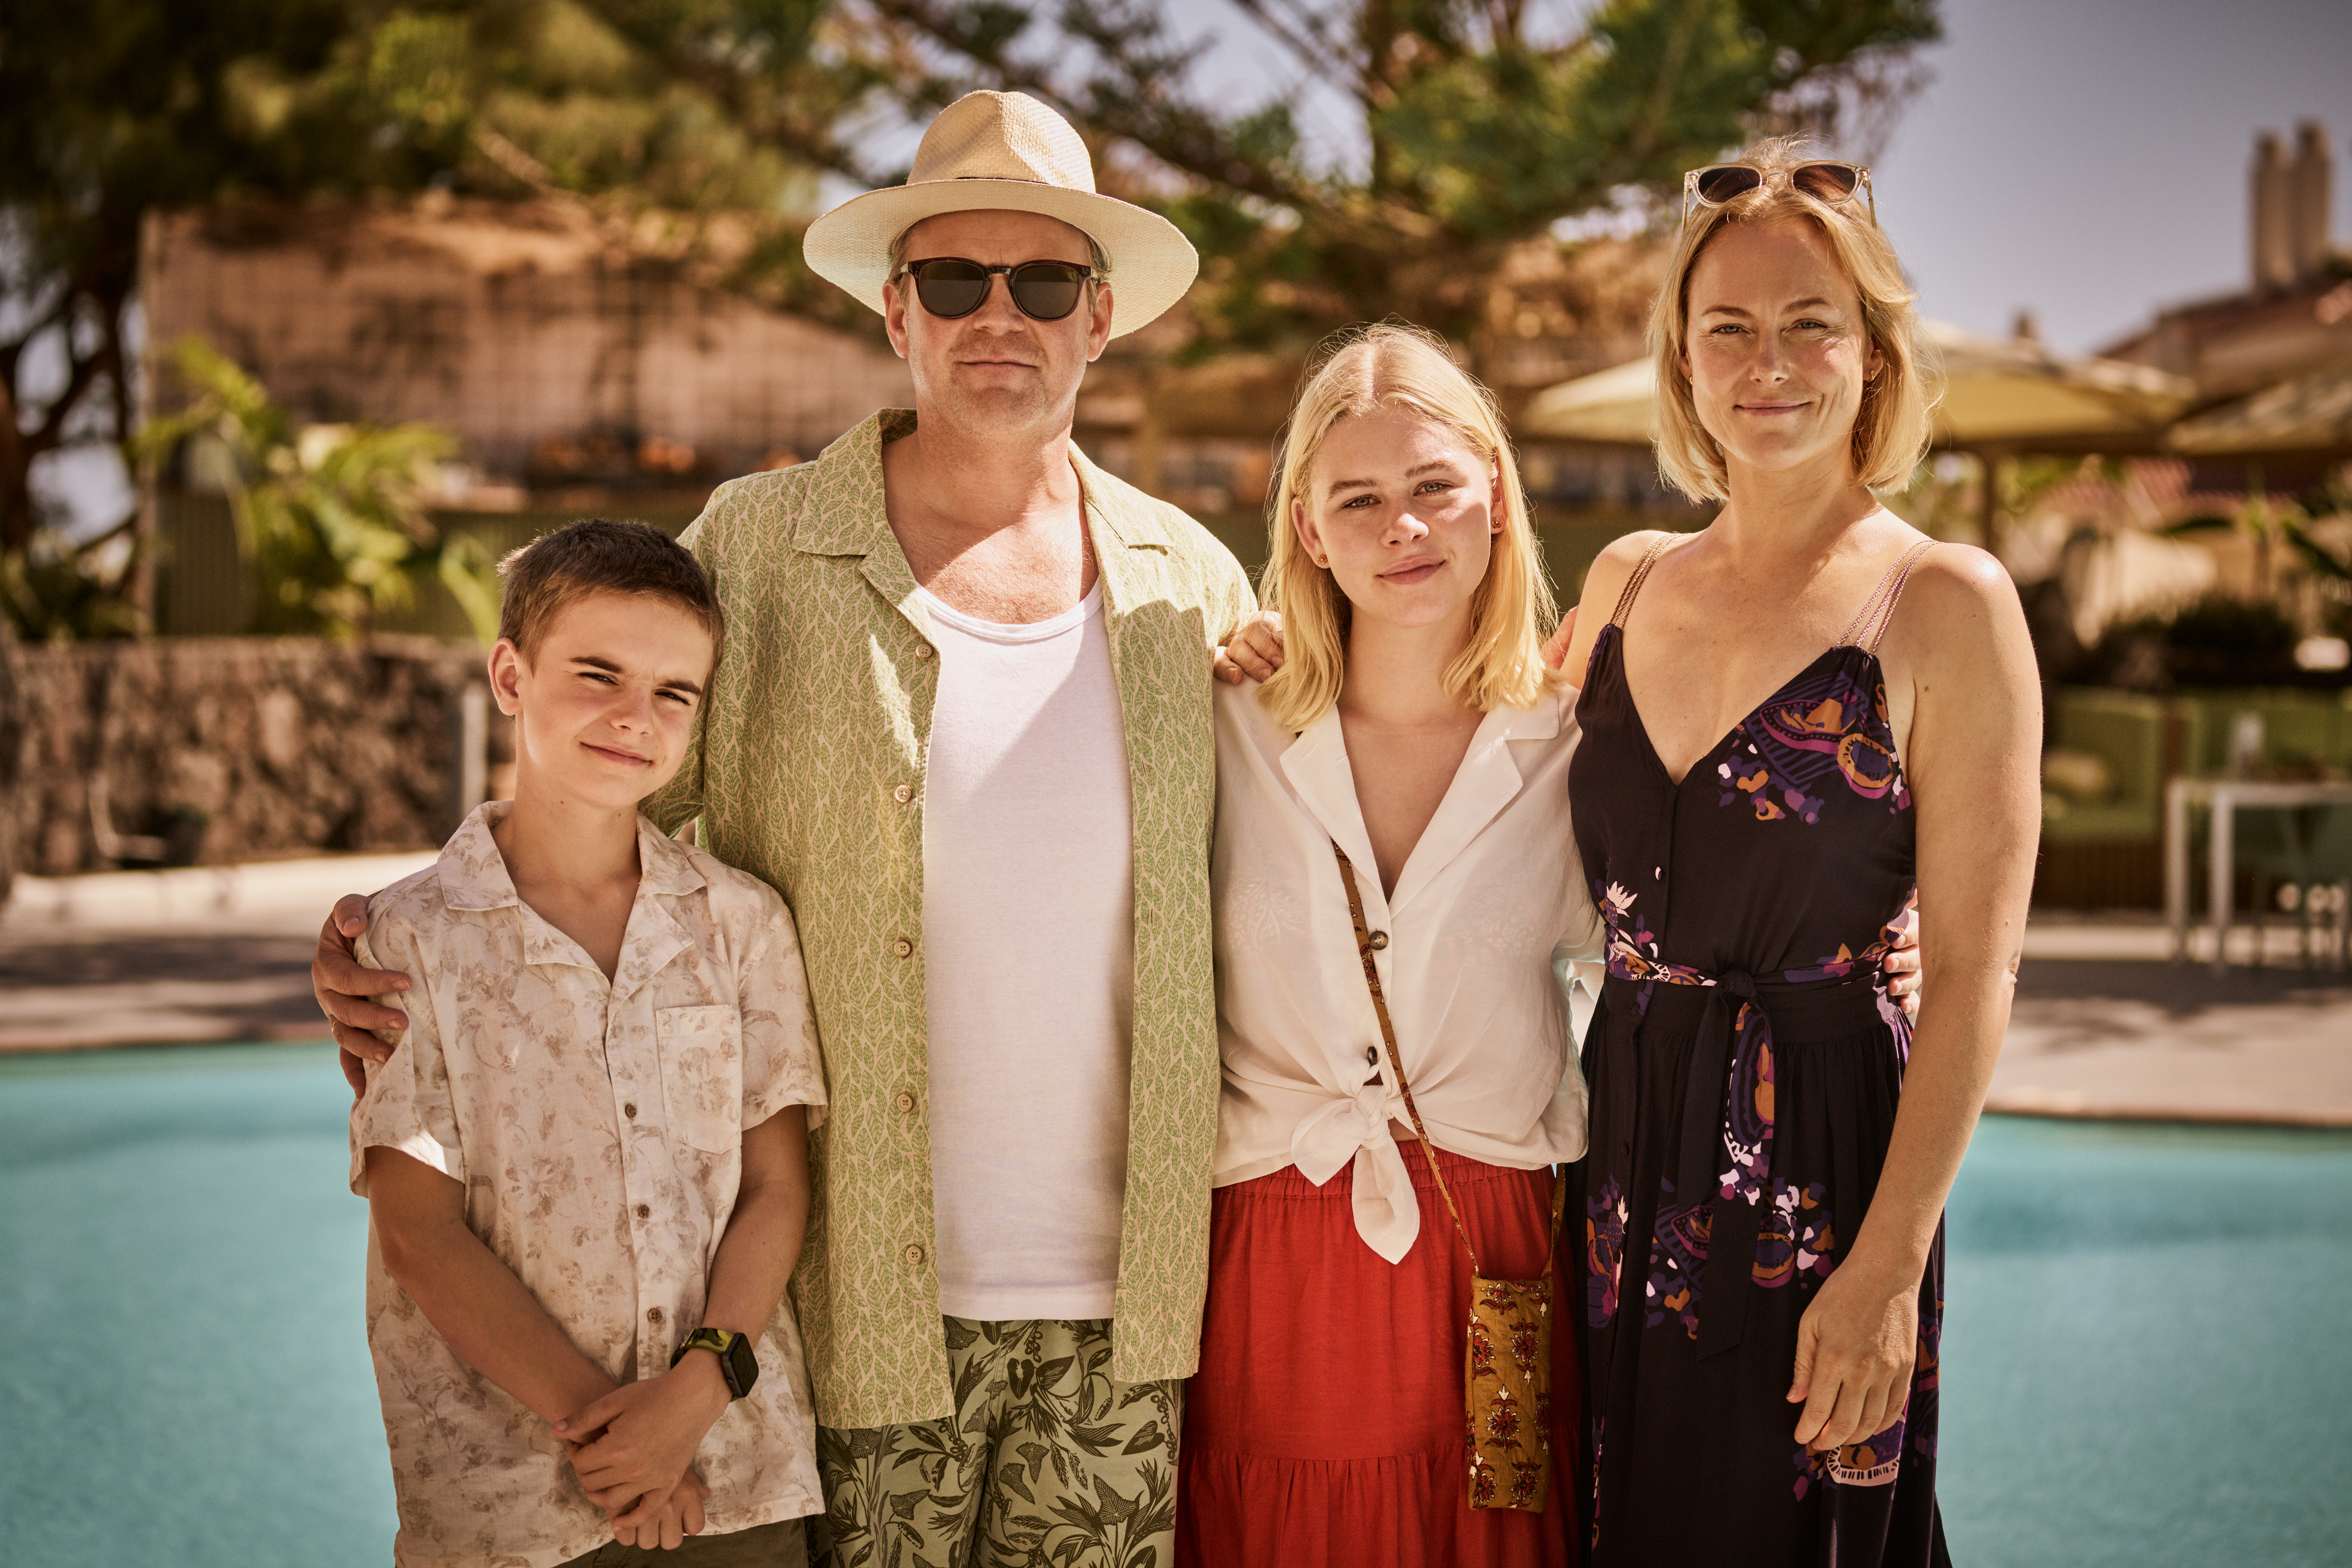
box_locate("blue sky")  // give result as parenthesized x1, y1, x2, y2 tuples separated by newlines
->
(1866, 0, 2352, 352)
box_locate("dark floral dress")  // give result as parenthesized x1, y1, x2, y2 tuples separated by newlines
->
(1568, 537, 1950, 1567)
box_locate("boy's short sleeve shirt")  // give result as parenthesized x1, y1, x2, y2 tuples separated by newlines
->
(350, 801, 827, 1568)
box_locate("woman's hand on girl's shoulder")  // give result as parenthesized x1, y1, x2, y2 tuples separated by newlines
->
(1542, 607, 1580, 671)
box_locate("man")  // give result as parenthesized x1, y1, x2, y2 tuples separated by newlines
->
(315, 90, 1252, 1566)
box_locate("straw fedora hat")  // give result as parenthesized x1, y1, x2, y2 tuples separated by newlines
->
(803, 90, 1198, 339)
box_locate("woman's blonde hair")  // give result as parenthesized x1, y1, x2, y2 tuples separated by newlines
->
(1257, 323, 1555, 732)
(1650, 138, 1936, 502)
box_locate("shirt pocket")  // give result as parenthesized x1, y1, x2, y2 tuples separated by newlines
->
(655, 1004, 745, 1155)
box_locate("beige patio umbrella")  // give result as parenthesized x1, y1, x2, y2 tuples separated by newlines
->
(1519, 320, 2195, 450)
(1926, 320, 2193, 446)
(1517, 356, 1659, 445)
(2166, 364, 2352, 456)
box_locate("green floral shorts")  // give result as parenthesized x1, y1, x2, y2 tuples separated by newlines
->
(809, 1316, 1180, 1568)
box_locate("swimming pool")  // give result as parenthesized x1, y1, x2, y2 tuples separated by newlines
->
(2, 1044, 2347, 1565)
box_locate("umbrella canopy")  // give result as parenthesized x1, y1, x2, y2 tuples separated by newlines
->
(1520, 356, 1656, 445)
(1518, 356, 1658, 445)
(2166, 364, 2352, 457)
(1518, 320, 2195, 450)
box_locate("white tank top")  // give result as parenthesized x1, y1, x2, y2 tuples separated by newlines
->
(915, 579, 1135, 1321)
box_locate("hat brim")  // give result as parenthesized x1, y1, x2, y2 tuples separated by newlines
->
(803, 179, 1198, 339)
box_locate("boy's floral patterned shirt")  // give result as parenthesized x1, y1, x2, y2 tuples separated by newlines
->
(351, 801, 828, 1568)
(646, 411, 1256, 1429)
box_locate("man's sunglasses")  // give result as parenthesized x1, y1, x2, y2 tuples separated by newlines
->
(1681, 162, 1874, 223)
(897, 257, 1098, 322)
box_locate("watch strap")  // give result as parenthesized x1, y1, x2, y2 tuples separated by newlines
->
(670, 1327, 754, 1399)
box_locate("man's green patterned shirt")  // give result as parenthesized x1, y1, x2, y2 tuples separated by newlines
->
(647, 410, 1254, 1428)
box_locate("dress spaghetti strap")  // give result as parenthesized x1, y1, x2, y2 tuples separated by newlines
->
(1838, 538, 1938, 653)
(1608, 534, 1683, 628)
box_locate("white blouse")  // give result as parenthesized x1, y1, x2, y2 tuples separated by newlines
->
(1211, 679, 1607, 1263)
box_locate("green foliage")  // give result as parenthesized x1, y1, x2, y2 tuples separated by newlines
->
(860, 0, 1940, 355)
(1, 521, 147, 642)
(138, 340, 499, 640)
(1878, 455, 1978, 541)
(0, 0, 1942, 636)
(2286, 517, 2352, 584)
(0, 0, 863, 589)
(2090, 592, 2320, 690)
(2158, 595, 2301, 656)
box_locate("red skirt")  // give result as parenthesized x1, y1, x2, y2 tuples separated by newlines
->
(1177, 1140, 1583, 1568)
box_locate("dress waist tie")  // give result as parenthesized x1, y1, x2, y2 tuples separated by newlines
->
(1681, 966, 1769, 1361)
(1609, 943, 1897, 1361)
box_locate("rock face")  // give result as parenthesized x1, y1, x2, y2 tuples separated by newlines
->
(2, 638, 512, 876)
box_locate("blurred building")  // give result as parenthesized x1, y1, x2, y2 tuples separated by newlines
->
(2101, 120, 2351, 465)
(141, 194, 1701, 621)
(141, 194, 912, 634)
(2029, 124, 2352, 909)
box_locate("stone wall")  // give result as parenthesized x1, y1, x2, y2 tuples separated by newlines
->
(3, 637, 510, 878)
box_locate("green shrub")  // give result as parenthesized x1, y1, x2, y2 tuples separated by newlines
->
(138, 339, 498, 641)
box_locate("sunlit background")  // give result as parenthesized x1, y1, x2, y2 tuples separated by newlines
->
(3, 3, 2349, 1564)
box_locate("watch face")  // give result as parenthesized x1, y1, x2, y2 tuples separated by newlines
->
(724, 1334, 759, 1398)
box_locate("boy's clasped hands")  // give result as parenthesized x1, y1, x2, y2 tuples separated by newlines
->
(556, 1355, 733, 1550)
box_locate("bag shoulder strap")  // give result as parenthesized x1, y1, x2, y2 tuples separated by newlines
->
(1333, 842, 1566, 1277)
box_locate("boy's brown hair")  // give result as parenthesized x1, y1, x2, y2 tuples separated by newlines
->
(497, 519, 724, 664)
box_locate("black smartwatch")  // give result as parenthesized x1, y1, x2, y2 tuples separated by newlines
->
(671, 1327, 759, 1400)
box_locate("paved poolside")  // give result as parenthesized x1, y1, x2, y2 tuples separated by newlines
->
(5, 858, 2350, 1126)
(0, 853, 432, 1051)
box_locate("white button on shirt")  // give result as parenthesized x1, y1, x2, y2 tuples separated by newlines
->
(1211, 681, 1606, 1263)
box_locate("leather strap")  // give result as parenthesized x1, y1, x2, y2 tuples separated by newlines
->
(1332, 842, 1564, 1275)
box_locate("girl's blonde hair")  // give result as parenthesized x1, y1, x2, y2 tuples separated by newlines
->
(1257, 323, 1555, 732)
(1650, 138, 1937, 502)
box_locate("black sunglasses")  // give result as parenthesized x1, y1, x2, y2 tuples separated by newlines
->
(898, 257, 1098, 322)
(1681, 162, 1874, 223)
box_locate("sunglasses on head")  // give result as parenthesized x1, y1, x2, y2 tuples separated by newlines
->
(897, 257, 1098, 322)
(1681, 162, 1874, 223)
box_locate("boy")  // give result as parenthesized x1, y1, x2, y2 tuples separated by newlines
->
(351, 520, 825, 1567)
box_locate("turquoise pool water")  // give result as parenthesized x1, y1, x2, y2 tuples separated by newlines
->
(2, 1043, 2348, 1565)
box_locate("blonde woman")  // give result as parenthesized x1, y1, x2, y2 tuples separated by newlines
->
(1548, 143, 2039, 1566)
(1179, 325, 1597, 1566)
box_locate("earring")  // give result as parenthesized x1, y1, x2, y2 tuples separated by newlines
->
(1314, 554, 1328, 568)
